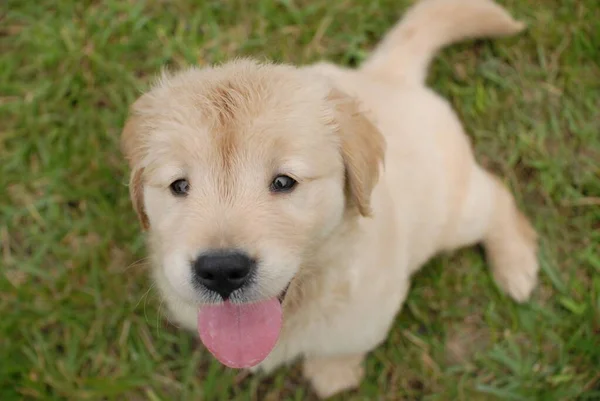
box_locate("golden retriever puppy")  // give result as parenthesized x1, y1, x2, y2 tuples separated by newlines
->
(121, 0, 538, 397)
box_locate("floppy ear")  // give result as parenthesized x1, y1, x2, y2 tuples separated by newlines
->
(121, 112, 150, 230)
(328, 88, 385, 217)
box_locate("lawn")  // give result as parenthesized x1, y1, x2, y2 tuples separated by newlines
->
(1, 0, 599, 400)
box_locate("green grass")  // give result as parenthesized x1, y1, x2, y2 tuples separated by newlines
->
(1, 0, 599, 399)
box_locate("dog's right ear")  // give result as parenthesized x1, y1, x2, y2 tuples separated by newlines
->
(327, 88, 385, 217)
(121, 109, 150, 230)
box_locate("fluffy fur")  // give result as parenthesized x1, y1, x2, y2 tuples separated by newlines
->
(121, 0, 539, 397)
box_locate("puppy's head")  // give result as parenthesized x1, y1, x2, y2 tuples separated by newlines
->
(121, 59, 384, 367)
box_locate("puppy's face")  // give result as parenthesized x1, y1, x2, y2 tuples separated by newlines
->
(122, 60, 384, 310)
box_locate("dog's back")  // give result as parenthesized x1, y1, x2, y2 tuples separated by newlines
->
(305, 0, 528, 270)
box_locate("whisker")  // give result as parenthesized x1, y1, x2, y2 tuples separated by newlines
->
(135, 282, 156, 310)
(143, 282, 159, 326)
(155, 297, 165, 337)
(120, 256, 151, 273)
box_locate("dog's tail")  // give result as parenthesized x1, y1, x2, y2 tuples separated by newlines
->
(360, 0, 525, 85)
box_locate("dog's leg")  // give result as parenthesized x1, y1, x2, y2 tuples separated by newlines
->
(445, 166, 539, 302)
(303, 353, 365, 399)
(482, 174, 539, 302)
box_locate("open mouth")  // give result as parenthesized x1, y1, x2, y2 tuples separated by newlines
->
(197, 284, 291, 369)
(277, 283, 290, 303)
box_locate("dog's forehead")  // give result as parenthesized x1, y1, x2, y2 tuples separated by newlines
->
(147, 60, 333, 128)
(141, 62, 339, 172)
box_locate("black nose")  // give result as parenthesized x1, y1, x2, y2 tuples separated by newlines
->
(192, 250, 255, 299)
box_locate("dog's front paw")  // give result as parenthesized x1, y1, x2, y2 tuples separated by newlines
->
(492, 248, 539, 303)
(488, 210, 539, 303)
(303, 354, 365, 399)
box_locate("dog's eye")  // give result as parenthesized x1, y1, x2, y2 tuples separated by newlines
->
(170, 179, 190, 196)
(271, 175, 296, 193)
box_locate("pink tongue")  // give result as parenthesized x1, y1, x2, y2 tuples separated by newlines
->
(197, 298, 282, 368)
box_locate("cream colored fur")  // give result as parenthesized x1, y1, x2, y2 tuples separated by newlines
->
(121, 0, 539, 398)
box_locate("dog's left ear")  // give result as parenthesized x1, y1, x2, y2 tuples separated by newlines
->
(328, 88, 385, 217)
(121, 106, 150, 230)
